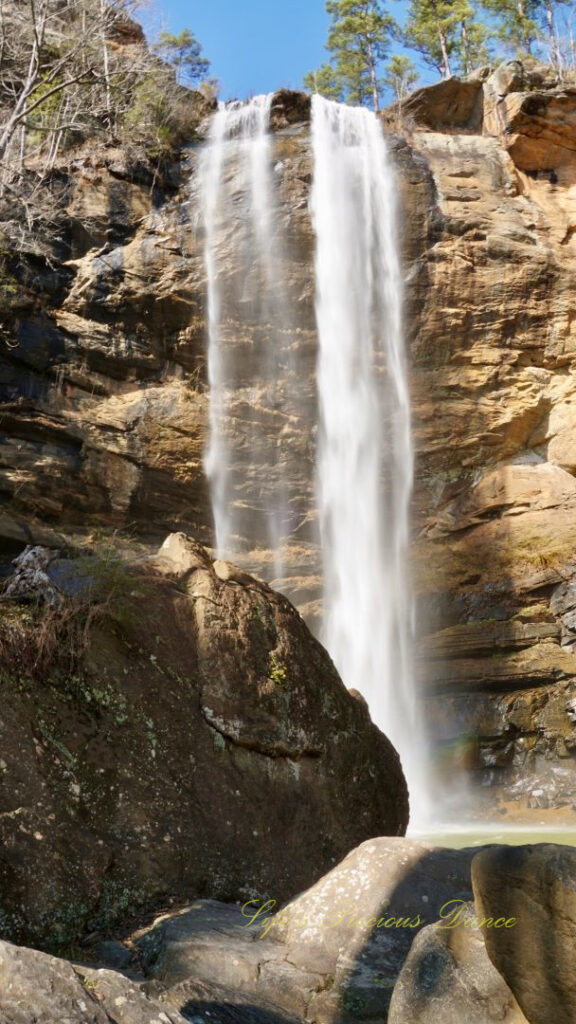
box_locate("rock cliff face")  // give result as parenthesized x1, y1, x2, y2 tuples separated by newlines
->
(402, 63, 576, 809)
(4, 71, 576, 812)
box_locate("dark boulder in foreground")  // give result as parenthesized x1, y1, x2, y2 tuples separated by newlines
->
(0, 939, 189, 1023)
(134, 837, 478, 1022)
(0, 533, 408, 949)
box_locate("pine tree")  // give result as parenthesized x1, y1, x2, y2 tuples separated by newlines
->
(480, 0, 541, 54)
(458, 11, 493, 71)
(383, 55, 419, 100)
(154, 29, 210, 87)
(403, 0, 489, 77)
(304, 0, 396, 111)
(303, 64, 345, 101)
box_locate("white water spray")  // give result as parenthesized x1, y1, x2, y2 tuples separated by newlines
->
(310, 96, 426, 820)
(198, 95, 293, 580)
(199, 94, 429, 821)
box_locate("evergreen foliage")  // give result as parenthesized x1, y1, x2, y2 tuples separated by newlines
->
(306, 0, 576, 104)
(153, 29, 210, 87)
(481, 0, 542, 54)
(481, 0, 573, 63)
(304, 0, 396, 110)
(383, 54, 419, 99)
(404, 0, 491, 77)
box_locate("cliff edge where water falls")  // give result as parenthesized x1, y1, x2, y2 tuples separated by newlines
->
(3, 70, 576, 813)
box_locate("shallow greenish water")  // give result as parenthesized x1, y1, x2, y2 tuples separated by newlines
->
(408, 827, 576, 848)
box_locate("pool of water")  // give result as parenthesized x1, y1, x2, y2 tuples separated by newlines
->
(408, 825, 576, 848)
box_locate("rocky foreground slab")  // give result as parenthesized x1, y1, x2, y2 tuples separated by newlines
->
(1, 837, 574, 1023)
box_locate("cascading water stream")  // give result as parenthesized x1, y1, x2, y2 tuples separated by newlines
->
(199, 94, 429, 822)
(310, 96, 427, 820)
(198, 95, 294, 582)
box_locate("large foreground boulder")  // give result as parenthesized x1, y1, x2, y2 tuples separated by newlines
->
(134, 838, 478, 1022)
(0, 939, 189, 1023)
(8, 840, 574, 1024)
(472, 844, 576, 1024)
(0, 534, 408, 949)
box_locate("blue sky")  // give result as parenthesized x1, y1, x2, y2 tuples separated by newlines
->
(146, 0, 425, 101)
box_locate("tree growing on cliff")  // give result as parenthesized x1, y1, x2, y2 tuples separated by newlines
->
(0, 0, 213, 185)
(303, 63, 345, 100)
(480, 0, 542, 54)
(153, 29, 210, 87)
(0, 0, 147, 165)
(0, 0, 212, 261)
(552, 1, 576, 69)
(401, 0, 491, 77)
(531, 0, 572, 66)
(383, 55, 419, 100)
(304, 0, 396, 110)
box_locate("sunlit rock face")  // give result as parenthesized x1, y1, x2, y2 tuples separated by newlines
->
(0, 92, 322, 611)
(400, 67, 576, 807)
(5, 73, 576, 809)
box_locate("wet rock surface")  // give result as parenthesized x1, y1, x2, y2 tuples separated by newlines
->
(399, 65, 576, 808)
(5, 41, 576, 814)
(5, 76, 576, 808)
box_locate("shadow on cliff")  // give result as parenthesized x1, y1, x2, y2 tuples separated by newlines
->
(414, 463, 527, 811)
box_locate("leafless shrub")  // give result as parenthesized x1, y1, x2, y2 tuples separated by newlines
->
(0, 549, 136, 681)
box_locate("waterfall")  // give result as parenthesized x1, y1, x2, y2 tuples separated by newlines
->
(199, 93, 428, 820)
(198, 95, 296, 582)
(310, 95, 426, 819)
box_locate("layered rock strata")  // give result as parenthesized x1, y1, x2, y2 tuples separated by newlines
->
(4, 72, 576, 805)
(403, 63, 576, 806)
